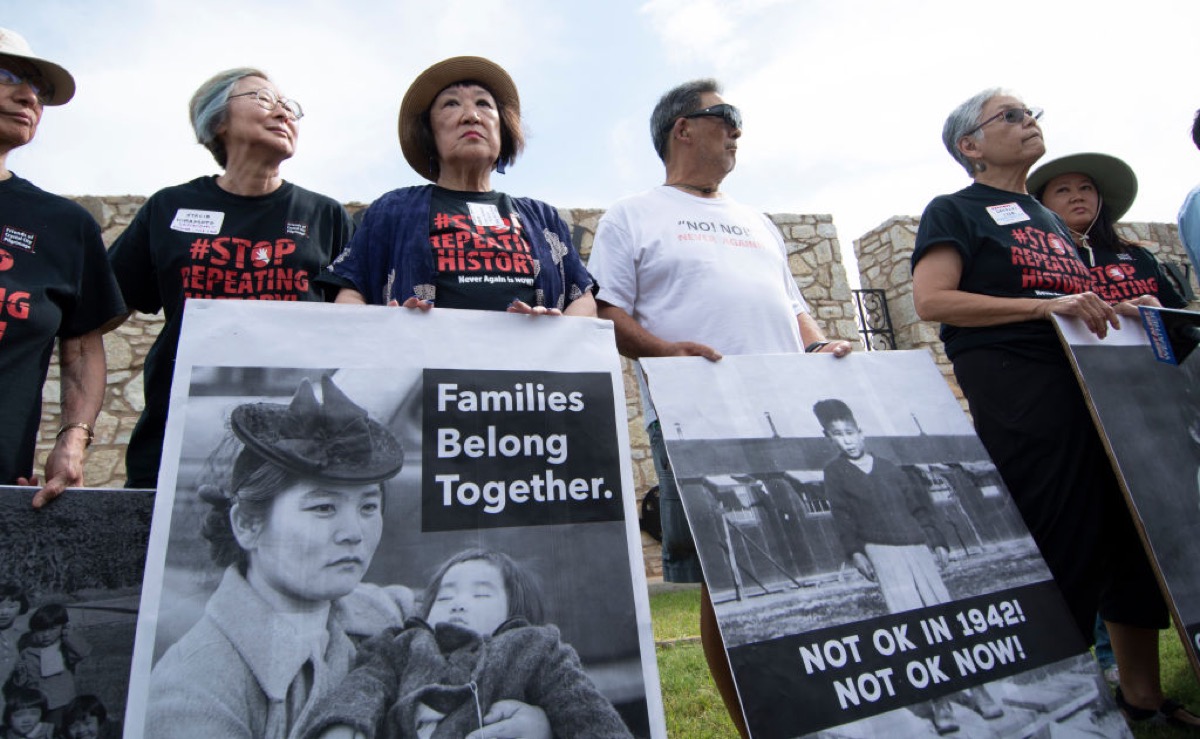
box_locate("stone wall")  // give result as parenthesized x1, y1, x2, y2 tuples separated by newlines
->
(34, 196, 859, 580)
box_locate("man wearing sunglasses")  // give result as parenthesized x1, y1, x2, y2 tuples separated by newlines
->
(0, 28, 126, 507)
(587, 78, 851, 738)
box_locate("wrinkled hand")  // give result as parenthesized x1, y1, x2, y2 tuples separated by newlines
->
(1039, 292, 1119, 338)
(1114, 294, 1161, 319)
(465, 700, 551, 739)
(507, 300, 563, 317)
(816, 340, 854, 358)
(933, 546, 950, 570)
(391, 297, 433, 311)
(851, 552, 877, 582)
(20, 434, 86, 509)
(664, 341, 722, 362)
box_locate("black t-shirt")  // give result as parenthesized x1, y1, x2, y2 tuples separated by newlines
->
(913, 182, 1093, 359)
(428, 187, 537, 311)
(1084, 244, 1187, 308)
(0, 174, 126, 483)
(108, 176, 353, 487)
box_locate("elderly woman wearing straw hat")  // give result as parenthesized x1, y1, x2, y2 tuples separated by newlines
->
(325, 56, 596, 317)
(145, 375, 407, 739)
(1029, 152, 1187, 309)
(108, 68, 354, 491)
(912, 89, 1196, 729)
(1029, 153, 1199, 728)
(0, 28, 125, 508)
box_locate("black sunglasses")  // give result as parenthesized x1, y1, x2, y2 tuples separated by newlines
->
(965, 106, 1042, 136)
(675, 103, 743, 131)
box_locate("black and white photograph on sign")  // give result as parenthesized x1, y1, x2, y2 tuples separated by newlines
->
(0, 486, 154, 739)
(1054, 312, 1200, 677)
(642, 351, 1128, 739)
(123, 300, 663, 739)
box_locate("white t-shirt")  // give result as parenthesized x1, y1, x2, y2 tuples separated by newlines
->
(587, 186, 809, 423)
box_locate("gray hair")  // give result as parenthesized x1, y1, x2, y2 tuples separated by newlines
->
(942, 87, 1009, 177)
(189, 67, 270, 168)
(651, 78, 721, 163)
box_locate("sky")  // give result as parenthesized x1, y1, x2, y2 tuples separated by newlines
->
(8, 0, 1200, 281)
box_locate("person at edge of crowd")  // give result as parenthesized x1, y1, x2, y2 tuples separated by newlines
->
(585, 78, 853, 738)
(1028, 152, 1199, 727)
(303, 549, 630, 739)
(910, 87, 1200, 730)
(813, 398, 1002, 734)
(1030, 152, 1186, 309)
(322, 56, 596, 318)
(9, 604, 90, 725)
(108, 67, 354, 489)
(59, 694, 117, 739)
(1177, 109, 1200, 274)
(0, 28, 126, 508)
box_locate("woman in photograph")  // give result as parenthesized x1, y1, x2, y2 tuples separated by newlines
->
(323, 56, 595, 317)
(303, 548, 629, 739)
(911, 89, 1199, 728)
(144, 374, 406, 738)
(108, 67, 354, 489)
(1028, 152, 1187, 309)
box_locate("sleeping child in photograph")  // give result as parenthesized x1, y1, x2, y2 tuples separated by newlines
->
(303, 549, 631, 739)
(9, 604, 90, 723)
(813, 399, 1002, 733)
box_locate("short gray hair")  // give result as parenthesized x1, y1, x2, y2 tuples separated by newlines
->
(651, 78, 721, 163)
(189, 67, 270, 168)
(942, 87, 1009, 176)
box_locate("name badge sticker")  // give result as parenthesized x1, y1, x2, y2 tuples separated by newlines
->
(467, 202, 505, 228)
(170, 209, 225, 234)
(986, 202, 1030, 226)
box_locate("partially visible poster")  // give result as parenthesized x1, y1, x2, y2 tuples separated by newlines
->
(0, 486, 154, 739)
(1055, 312, 1200, 678)
(643, 351, 1127, 739)
(123, 301, 663, 739)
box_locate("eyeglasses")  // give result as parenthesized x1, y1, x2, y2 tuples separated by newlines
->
(965, 106, 1042, 136)
(0, 67, 52, 105)
(228, 88, 304, 121)
(676, 103, 743, 131)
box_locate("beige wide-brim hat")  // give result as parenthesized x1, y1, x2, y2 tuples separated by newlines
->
(398, 56, 520, 181)
(1028, 152, 1138, 222)
(0, 27, 75, 105)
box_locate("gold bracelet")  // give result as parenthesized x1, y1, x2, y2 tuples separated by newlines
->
(56, 422, 94, 448)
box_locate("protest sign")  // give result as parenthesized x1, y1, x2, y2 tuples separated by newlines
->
(123, 300, 663, 739)
(1055, 312, 1200, 679)
(643, 350, 1127, 738)
(0, 486, 154, 737)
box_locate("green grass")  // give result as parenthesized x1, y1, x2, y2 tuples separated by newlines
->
(650, 587, 1200, 738)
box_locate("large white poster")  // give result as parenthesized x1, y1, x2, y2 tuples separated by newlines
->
(123, 300, 663, 739)
(643, 350, 1127, 739)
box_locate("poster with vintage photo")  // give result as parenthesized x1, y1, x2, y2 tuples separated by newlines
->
(0, 486, 154, 739)
(1055, 312, 1200, 678)
(642, 350, 1127, 739)
(123, 300, 664, 739)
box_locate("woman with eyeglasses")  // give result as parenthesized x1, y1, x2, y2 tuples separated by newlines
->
(323, 56, 595, 318)
(108, 68, 354, 490)
(0, 28, 125, 507)
(911, 89, 1182, 724)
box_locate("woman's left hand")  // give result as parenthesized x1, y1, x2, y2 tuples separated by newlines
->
(465, 700, 551, 739)
(507, 300, 563, 317)
(1114, 294, 1162, 319)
